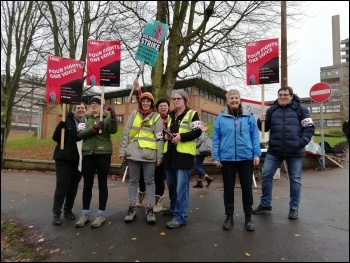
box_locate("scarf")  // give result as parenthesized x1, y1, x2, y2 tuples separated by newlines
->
(138, 107, 155, 119)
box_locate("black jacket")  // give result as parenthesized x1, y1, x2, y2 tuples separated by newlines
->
(258, 95, 315, 156)
(52, 112, 81, 162)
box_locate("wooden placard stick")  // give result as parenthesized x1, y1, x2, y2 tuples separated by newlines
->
(261, 84, 265, 139)
(99, 86, 104, 133)
(128, 62, 145, 103)
(60, 103, 66, 149)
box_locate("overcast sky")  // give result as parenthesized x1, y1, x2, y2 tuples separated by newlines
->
(258, 1, 349, 102)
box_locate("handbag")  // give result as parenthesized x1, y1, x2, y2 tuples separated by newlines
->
(198, 133, 212, 156)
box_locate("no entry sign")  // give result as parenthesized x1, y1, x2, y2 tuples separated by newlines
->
(309, 82, 332, 103)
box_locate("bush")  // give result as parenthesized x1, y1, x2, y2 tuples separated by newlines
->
(325, 129, 343, 137)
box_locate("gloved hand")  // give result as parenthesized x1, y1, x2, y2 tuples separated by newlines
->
(92, 121, 104, 133)
(107, 105, 116, 119)
(57, 120, 66, 129)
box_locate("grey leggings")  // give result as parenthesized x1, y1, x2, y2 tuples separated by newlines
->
(127, 160, 156, 206)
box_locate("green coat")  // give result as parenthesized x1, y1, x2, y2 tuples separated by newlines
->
(77, 113, 118, 156)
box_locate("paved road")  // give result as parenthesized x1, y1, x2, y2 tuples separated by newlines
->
(1, 157, 349, 262)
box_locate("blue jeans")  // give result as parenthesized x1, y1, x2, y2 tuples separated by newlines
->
(194, 155, 206, 179)
(165, 169, 191, 225)
(260, 154, 303, 210)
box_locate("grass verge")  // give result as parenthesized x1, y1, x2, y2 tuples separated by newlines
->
(1, 218, 50, 262)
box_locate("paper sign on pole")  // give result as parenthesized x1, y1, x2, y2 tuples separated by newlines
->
(135, 20, 169, 67)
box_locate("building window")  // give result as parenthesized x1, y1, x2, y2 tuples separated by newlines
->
(325, 119, 342, 127)
(329, 96, 341, 102)
(184, 87, 192, 95)
(116, 115, 124, 124)
(116, 97, 122, 104)
(198, 89, 204, 97)
(201, 111, 218, 123)
(311, 106, 320, 113)
(325, 105, 340, 113)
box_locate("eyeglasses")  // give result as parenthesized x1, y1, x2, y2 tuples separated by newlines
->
(172, 98, 183, 101)
(278, 94, 290, 97)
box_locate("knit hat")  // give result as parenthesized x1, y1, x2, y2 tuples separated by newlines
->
(140, 92, 154, 102)
(156, 98, 170, 110)
(90, 96, 105, 105)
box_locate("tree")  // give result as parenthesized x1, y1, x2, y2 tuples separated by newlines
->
(1, 1, 46, 140)
(112, 1, 306, 100)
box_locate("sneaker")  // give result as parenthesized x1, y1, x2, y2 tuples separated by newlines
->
(288, 209, 298, 219)
(162, 207, 174, 215)
(166, 219, 184, 229)
(193, 181, 203, 188)
(153, 195, 163, 213)
(75, 214, 90, 228)
(63, 210, 76, 220)
(146, 206, 156, 225)
(53, 214, 62, 226)
(252, 205, 272, 214)
(125, 205, 137, 223)
(136, 191, 146, 207)
(205, 176, 214, 187)
(91, 214, 106, 228)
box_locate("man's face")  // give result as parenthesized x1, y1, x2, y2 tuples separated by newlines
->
(277, 90, 292, 106)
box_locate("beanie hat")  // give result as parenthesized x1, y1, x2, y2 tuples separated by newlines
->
(140, 92, 154, 102)
(90, 96, 105, 105)
(156, 98, 170, 110)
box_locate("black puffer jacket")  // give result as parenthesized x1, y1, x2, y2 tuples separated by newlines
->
(52, 112, 80, 162)
(258, 95, 315, 156)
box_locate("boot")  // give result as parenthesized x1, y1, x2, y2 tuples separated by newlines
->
(146, 205, 156, 225)
(193, 180, 203, 188)
(223, 214, 233, 230)
(245, 214, 255, 231)
(153, 195, 163, 213)
(136, 191, 146, 207)
(53, 213, 62, 226)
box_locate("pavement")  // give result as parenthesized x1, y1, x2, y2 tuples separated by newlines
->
(1, 155, 349, 262)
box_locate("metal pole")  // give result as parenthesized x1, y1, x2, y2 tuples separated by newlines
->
(320, 102, 326, 169)
(37, 105, 43, 139)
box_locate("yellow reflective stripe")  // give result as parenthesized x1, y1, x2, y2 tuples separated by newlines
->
(136, 136, 157, 142)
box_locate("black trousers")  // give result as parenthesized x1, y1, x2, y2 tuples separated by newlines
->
(81, 154, 111, 211)
(221, 160, 254, 215)
(139, 163, 165, 196)
(52, 160, 82, 215)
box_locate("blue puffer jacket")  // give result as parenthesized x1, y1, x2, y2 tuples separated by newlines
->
(258, 95, 315, 156)
(212, 106, 261, 161)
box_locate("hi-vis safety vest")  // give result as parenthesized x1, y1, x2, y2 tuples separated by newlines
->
(129, 112, 160, 150)
(164, 110, 196, 155)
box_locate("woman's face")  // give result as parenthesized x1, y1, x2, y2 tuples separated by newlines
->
(141, 98, 152, 111)
(73, 104, 87, 119)
(172, 93, 185, 108)
(90, 102, 101, 115)
(157, 102, 169, 116)
(227, 92, 241, 110)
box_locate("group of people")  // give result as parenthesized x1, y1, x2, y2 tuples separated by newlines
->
(51, 83, 316, 231)
(52, 95, 118, 228)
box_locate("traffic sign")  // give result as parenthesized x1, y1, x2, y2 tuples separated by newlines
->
(309, 82, 332, 103)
